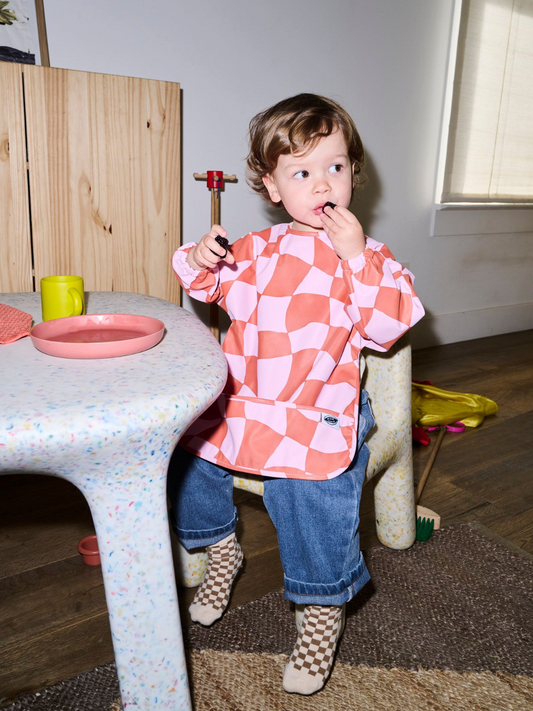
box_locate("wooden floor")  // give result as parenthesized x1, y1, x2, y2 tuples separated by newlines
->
(1, 329, 532, 701)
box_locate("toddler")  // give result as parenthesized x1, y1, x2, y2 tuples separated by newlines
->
(169, 93, 424, 695)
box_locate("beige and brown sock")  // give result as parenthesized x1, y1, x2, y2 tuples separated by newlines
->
(283, 604, 345, 695)
(189, 532, 243, 626)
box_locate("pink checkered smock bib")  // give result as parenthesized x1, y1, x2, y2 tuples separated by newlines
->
(173, 224, 424, 481)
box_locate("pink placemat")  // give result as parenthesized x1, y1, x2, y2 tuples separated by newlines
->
(0, 303, 33, 344)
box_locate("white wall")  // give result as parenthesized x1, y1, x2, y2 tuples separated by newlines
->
(42, 0, 533, 348)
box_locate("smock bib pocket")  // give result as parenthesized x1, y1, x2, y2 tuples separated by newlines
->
(220, 395, 356, 480)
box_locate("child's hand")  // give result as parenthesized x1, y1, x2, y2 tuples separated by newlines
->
(321, 205, 366, 261)
(187, 226, 235, 270)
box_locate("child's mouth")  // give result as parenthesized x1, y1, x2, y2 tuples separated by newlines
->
(313, 202, 336, 215)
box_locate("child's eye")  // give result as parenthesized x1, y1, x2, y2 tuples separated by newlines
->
(294, 170, 309, 179)
(329, 164, 343, 174)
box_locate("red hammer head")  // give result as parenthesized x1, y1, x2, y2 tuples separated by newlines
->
(207, 170, 224, 189)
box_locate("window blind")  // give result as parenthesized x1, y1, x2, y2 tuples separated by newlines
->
(442, 0, 533, 202)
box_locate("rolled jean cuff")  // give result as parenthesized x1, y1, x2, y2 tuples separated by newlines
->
(170, 505, 238, 551)
(282, 555, 370, 606)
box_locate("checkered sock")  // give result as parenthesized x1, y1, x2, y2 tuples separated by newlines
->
(189, 532, 243, 626)
(283, 604, 345, 695)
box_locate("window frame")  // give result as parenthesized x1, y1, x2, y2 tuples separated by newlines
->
(432, 0, 533, 237)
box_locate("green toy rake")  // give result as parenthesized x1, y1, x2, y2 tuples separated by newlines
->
(415, 427, 446, 541)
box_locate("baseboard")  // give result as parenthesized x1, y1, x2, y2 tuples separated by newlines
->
(411, 301, 533, 349)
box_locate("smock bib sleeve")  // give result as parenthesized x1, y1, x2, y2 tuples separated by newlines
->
(172, 234, 256, 311)
(341, 237, 425, 352)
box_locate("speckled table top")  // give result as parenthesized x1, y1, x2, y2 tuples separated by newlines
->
(0, 292, 227, 450)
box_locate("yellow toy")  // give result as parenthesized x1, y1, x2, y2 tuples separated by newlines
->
(412, 382, 498, 429)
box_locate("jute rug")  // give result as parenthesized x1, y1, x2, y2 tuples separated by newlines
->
(2, 523, 532, 710)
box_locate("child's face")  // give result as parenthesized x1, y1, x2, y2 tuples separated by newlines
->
(262, 130, 354, 232)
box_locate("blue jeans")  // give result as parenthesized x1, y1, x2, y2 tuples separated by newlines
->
(167, 390, 375, 606)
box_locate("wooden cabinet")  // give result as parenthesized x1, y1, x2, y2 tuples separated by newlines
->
(0, 63, 181, 304)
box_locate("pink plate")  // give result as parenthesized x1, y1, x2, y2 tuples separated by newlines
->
(30, 314, 165, 359)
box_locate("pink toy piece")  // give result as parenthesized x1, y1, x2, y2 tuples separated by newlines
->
(0, 303, 33, 344)
(78, 535, 101, 566)
(30, 313, 165, 359)
(427, 422, 466, 433)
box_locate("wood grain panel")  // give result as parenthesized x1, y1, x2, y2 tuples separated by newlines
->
(0, 63, 32, 292)
(23, 66, 113, 291)
(23, 65, 181, 303)
(104, 73, 181, 303)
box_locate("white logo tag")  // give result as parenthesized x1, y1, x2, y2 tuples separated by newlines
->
(321, 413, 340, 429)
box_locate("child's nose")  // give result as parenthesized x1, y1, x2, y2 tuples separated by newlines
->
(313, 174, 331, 193)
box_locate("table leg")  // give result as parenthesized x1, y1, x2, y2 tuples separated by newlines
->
(80, 469, 192, 710)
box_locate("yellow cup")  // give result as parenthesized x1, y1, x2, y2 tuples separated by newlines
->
(40, 276, 85, 322)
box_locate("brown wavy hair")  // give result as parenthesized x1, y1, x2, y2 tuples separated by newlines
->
(246, 93, 366, 207)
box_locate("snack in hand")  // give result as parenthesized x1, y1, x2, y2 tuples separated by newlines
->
(215, 235, 229, 251)
(209, 235, 230, 258)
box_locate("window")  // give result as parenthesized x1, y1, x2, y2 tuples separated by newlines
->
(440, 0, 533, 204)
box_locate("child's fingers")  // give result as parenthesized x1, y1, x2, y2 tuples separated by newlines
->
(322, 205, 353, 225)
(210, 226, 235, 264)
(320, 211, 342, 234)
(198, 230, 234, 266)
(321, 207, 359, 235)
(204, 239, 226, 261)
(321, 206, 341, 229)
(195, 244, 223, 269)
(210, 225, 227, 240)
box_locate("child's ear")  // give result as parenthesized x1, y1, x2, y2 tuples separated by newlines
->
(262, 174, 281, 204)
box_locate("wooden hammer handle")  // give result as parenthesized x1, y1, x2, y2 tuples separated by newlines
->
(415, 427, 446, 504)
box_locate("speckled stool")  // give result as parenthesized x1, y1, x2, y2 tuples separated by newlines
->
(176, 337, 415, 589)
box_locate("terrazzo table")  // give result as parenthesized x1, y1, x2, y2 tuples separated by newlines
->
(0, 292, 227, 710)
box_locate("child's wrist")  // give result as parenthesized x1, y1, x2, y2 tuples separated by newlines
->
(335, 236, 366, 261)
(343, 245, 366, 260)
